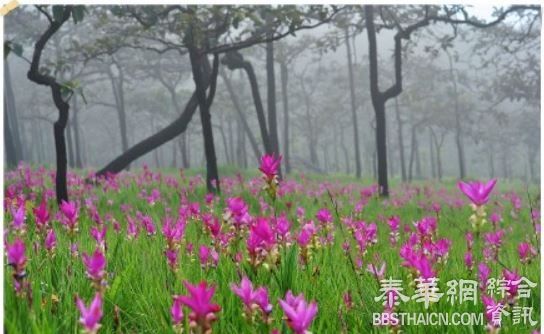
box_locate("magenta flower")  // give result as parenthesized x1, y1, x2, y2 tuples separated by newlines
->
(82, 249, 106, 282)
(165, 249, 178, 270)
(45, 229, 57, 252)
(315, 208, 332, 224)
(279, 291, 318, 334)
(518, 242, 537, 263)
(171, 296, 184, 325)
(6, 238, 26, 269)
(478, 263, 491, 290)
(231, 276, 255, 309)
(253, 287, 273, 315)
(179, 281, 221, 331)
(60, 200, 79, 229)
(259, 154, 282, 180)
(33, 200, 50, 229)
(457, 179, 497, 206)
(11, 204, 26, 231)
(76, 292, 103, 333)
(90, 226, 107, 249)
(464, 251, 473, 271)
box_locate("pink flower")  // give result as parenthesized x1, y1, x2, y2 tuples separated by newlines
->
(457, 179, 497, 206)
(230, 276, 273, 317)
(171, 296, 184, 325)
(60, 200, 79, 229)
(11, 204, 26, 231)
(179, 281, 221, 331)
(481, 294, 499, 324)
(464, 252, 473, 270)
(518, 242, 537, 263)
(231, 276, 255, 310)
(45, 229, 57, 252)
(226, 197, 251, 226)
(279, 291, 318, 334)
(259, 154, 282, 180)
(387, 216, 400, 232)
(478, 263, 491, 289)
(165, 249, 178, 270)
(90, 226, 107, 249)
(6, 238, 26, 269)
(34, 200, 50, 229)
(82, 249, 106, 282)
(76, 292, 103, 333)
(366, 262, 386, 280)
(315, 208, 332, 224)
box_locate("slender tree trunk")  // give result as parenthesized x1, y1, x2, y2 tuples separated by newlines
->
(220, 69, 262, 159)
(108, 63, 129, 156)
(227, 117, 234, 166)
(429, 129, 436, 179)
(394, 98, 406, 182)
(27, 7, 73, 204)
(415, 131, 421, 179)
(280, 62, 291, 174)
(345, 27, 362, 178)
(408, 125, 416, 181)
(4, 60, 23, 163)
(72, 95, 83, 168)
(266, 19, 282, 178)
(4, 101, 17, 168)
(222, 52, 272, 154)
(189, 42, 220, 193)
(66, 116, 75, 168)
(340, 130, 350, 174)
(171, 141, 177, 168)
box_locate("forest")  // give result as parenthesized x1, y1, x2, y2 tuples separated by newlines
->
(3, 4, 542, 334)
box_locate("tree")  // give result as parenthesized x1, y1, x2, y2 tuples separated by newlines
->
(363, 4, 539, 196)
(26, 5, 85, 205)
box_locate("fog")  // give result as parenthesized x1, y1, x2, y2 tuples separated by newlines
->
(4, 5, 541, 188)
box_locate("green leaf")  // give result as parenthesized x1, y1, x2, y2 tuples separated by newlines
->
(52, 5, 64, 22)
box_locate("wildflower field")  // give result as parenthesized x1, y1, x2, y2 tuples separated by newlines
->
(3, 158, 541, 333)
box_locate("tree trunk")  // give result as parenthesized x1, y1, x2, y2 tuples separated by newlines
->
(27, 7, 73, 205)
(4, 100, 17, 168)
(108, 62, 130, 165)
(220, 69, 262, 159)
(266, 20, 282, 178)
(95, 58, 213, 177)
(189, 45, 220, 193)
(429, 129, 436, 179)
(222, 52, 272, 154)
(394, 99, 406, 182)
(72, 95, 83, 168)
(280, 62, 291, 174)
(66, 116, 75, 168)
(345, 27, 362, 178)
(4, 60, 23, 163)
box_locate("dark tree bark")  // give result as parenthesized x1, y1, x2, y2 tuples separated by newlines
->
(345, 27, 362, 179)
(189, 41, 220, 193)
(220, 69, 262, 159)
(222, 51, 272, 155)
(27, 6, 73, 205)
(266, 19, 282, 177)
(280, 62, 291, 174)
(4, 60, 23, 163)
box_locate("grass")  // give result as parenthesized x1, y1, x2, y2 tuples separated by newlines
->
(3, 166, 541, 333)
